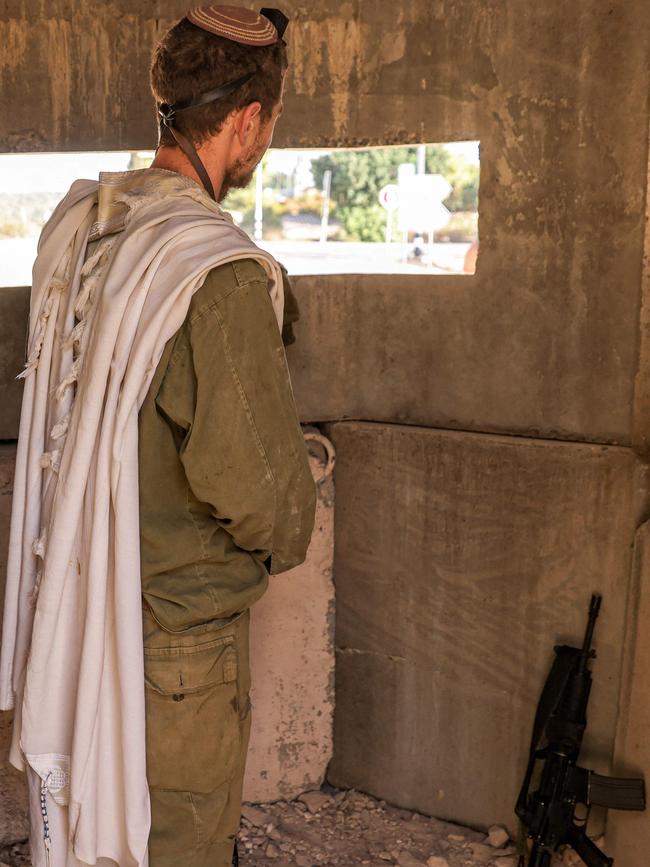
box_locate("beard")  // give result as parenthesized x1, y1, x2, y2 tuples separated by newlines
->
(218, 138, 268, 202)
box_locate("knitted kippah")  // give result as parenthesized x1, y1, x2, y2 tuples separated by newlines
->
(187, 5, 279, 45)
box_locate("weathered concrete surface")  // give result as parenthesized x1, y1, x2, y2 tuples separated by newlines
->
(244, 430, 336, 802)
(2, 2, 650, 446)
(2, 0, 650, 852)
(0, 288, 28, 439)
(632, 118, 650, 456)
(324, 421, 649, 832)
(0, 445, 16, 658)
(607, 519, 650, 864)
(287, 272, 641, 446)
(0, 445, 28, 843)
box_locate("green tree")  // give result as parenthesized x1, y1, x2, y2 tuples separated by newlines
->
(422, 146, 479, 212)
(127, 152, 154, 170)
(311, 147, 415, 241)
(311, 145, 479, 242)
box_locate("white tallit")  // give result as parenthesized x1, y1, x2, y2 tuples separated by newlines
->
(0, 168, 285, 867)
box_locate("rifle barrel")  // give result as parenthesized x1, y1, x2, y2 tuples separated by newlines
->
(579, 594, 601, 673)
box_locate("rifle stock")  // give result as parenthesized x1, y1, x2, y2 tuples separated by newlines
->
(567, 825, 613, 867)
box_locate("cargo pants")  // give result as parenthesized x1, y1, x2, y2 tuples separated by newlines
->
(142, 602, 252, 866)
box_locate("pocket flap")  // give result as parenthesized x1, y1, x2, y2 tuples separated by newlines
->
(144, 635, 237, 695)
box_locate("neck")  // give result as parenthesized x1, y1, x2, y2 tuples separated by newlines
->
(151, 144, 225, 200)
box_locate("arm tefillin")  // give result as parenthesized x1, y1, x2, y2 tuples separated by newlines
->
(515, 594, 645, 867)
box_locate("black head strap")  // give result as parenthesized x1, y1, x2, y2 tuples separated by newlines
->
(157, 71, 255, 200)
(260, 8, 289, 41)
(162, 71, 256, 116)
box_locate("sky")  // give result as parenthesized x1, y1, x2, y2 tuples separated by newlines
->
(0, 142, 480, 195)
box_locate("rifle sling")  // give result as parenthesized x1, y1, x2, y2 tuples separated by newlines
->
(516, 646, 580, 814)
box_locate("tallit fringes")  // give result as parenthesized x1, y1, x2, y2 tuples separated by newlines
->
(16, 365, 35, 381)
(32, 529, 47, 561)
(54, 357, 82, 402)
(74, 275, 98, 320)
(49, 278, 68, 294)
(79, 242, 109, 279)
(51, 412, 71, 441)
(40, 450, 62, 474)
(74, 238, 115, 320)
(27, 569, 43, 607)
(60, 319, 86, 352)
(17, 296, 56, 380)
(30, 531, 47, 605)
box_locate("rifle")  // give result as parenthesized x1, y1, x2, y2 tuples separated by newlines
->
(515, 594, 645, 866)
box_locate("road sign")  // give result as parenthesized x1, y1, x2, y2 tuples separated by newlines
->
(397, 172, 452, 233)
(378, 184, 400, 211)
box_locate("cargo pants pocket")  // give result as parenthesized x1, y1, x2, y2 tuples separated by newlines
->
(144, 631, 241, 793)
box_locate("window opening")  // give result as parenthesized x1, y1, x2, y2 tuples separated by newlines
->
(0, 141, 479, 288)
(226, 141, 480, 276)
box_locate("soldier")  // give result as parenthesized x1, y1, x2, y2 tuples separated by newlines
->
(143, 7, 317, 865)
(0, 6, 316, 867)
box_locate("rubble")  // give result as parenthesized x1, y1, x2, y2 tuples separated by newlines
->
(0, 787, 605, 866)
(237, 784, 519, 866)
(486, 827, 510, 849)
(0, 841, 29, 867)
(298, 791, 333, 815)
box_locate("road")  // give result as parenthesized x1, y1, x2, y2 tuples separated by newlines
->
(0, 238, 473, 288)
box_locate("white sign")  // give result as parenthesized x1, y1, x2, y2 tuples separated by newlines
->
(397, 172, 452, 233)
(378, 184, 400, 210)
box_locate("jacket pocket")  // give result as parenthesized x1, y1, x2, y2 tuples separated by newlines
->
(144, 634, 241, 793)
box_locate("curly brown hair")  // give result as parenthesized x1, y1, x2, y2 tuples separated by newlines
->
(151, 16, 288, 148)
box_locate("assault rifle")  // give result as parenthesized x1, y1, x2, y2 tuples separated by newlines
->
(515, 594, 645, 867)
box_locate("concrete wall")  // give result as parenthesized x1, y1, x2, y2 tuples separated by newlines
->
(2, 1, 650, 446)
(0, 447, 28, 846)
(0, 289, 28, 440)
(323, 421, 649, 832)
(2, 0, 650, 860)
(245, 431, 336, 802)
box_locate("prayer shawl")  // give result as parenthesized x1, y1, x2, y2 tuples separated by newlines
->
(0, 168, 285, 867)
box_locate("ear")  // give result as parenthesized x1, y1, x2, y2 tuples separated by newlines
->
(233, 101, 263, 146)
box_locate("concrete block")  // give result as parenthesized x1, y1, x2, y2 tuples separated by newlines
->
(0, 445, 28, 843)
(244, 430, 336, 802)
(0, 445, 17, 649)
(607, 519, 650, 865)
(2, 1, 650, 444)
(324, 421, 648, 832)
(0, 288, 28, 439)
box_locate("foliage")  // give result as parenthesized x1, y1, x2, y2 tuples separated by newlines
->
(437, 211, 478, 243)
(127, 152, 154, 170)
(222, 184, 257, 216)
(283, 190, 323, 218)
(221, 184, 285, 239)
(0, 193, 62, 238)
(0, 219, 29, 239)
(311, 145, 479, 242)
(335, 204, 387, 243)
(237, 203, 284, 238)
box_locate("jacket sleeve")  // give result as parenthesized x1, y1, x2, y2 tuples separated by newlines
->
(278, 262, 300, 348)
(158, 263, 316, 576)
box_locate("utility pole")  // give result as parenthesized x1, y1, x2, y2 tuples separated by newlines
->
(254, 163, 264, 242)
(417, 144, 427, 175)
(320, 169, 332, 244)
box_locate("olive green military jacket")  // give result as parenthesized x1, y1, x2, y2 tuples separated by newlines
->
(138, 258, 316, 632)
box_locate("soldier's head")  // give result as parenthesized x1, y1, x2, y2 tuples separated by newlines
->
(151, 6, 289, 199)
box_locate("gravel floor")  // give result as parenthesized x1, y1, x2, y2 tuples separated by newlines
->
(0, 785, 596, 867)
(240, 786, 523, 867)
